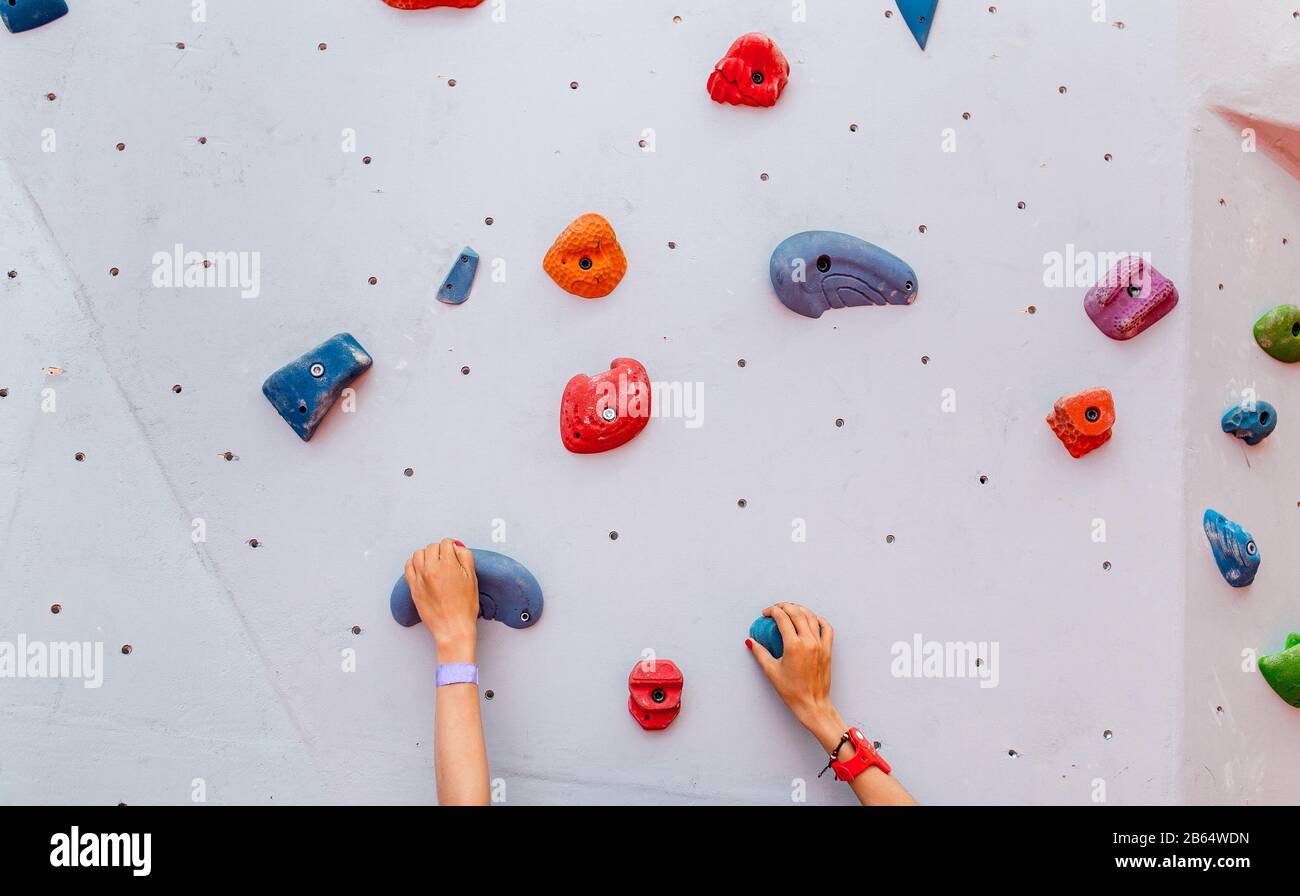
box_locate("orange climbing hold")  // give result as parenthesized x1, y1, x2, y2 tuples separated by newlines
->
(381, 0, 484, 8)
(543, 213, 628, 299)
(1046, 388, 1115, 458)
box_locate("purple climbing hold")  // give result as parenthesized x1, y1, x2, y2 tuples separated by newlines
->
(262, 333, 372, 441)
(1083, 256, 1179, 341)
(1, 0, 68, 34)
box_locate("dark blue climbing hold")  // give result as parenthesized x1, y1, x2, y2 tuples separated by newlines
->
(1221, 400, 1277, 446)
(895, 0, 938, 50)
(1203, 509, 1260, 588)
(749, 616, 784, 659)
(1, 0, 68, 33)
(262, 333, 372, 441)
(390, 548, 543, 629)
(436, 246, 479, 305)
(769, 231, 918, 319)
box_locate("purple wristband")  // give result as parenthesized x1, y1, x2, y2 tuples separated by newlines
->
(436, 663, 478, 687)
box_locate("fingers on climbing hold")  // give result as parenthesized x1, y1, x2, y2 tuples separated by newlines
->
(1253, 304, 1300, 363)
(437, 247, 479, 305)
(1083, 256, 1179, 340)
(381, 0, 484, 9)
(707, 33, 790, 108)
(1203, 509, 1260, 588)
(769, 231, 918, 319)
(261, 333, 372, 442)
(543, 213, 628, 299)
(390, 548, 543, 629)
(628, 659, 683, 730)
(560, 358, 651, 454)
(1221, 400, 1277, 446)
(1046, 388, 1114, 458)
(894, 0, 939, 51)
(1259, 634, 1300, 708)
(1, 0, 68, 34)
(749, 616, 784, 659)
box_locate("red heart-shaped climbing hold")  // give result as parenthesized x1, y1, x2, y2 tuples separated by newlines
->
(560, 358, 651, 454)
(707, 33, 790, 108)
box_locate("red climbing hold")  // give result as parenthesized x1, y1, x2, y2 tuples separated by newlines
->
(707, 33, 790, 108)
(561, 358, 651, 454)
(628, 659, 683, 731)
(381, 0, 484, 8)
(1046, 388, 1115, 458)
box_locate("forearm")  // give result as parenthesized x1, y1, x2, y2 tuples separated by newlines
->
(803, 706, 916, 806)
(433, 639, 490, 806)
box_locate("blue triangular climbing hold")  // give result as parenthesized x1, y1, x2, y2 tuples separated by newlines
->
(1, 0, 68, 33)
(262, 333, 373, 441)
(895, 0, 937, 50)
(436, 246, 479, 305)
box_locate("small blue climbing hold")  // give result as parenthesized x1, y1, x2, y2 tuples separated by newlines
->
(895, 0, 938, 50)
(769, 231, 918, 319)
(262, 333, 372, 441)
(436, 246, 479, 305)
(1221, 400, 1277, 446)
(749, 616, 784, 659)
(390, 548, 543, 630)
(1203, 509, 1260, 588)
(1, 0, 68, 33)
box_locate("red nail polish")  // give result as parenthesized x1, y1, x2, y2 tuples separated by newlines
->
(453, 540, 465, 548)
(744, 638, 753, 650)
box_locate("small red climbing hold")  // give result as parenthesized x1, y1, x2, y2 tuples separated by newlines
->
(1046, 388, 1115, 458)
(707, 33, 790, 108)
(628, 658, 683, 731)
(561, 358, 651, 454)
(381, 0, 484, 8)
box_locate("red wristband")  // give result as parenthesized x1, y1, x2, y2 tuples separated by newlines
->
(828, 727, 891, 782)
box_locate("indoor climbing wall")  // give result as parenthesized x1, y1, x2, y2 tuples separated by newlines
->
(0, 0, 1289, 805)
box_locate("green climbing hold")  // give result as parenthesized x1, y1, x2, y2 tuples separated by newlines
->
(1253, 304, 1300, 363)
(1259, 633, 1300, 708)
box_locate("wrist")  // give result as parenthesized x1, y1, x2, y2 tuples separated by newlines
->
(434, 634, 477, 664)
(801, 703, 848, 754)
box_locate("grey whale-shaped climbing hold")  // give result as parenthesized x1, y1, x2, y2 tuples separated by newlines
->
(390, 548, 543, 630)
(437, 247, 479, 305)
(769, 231, 918, 319)
(262, 333, 372, 441)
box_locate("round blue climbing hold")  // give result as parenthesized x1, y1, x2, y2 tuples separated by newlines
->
(749, 616, 784, 659)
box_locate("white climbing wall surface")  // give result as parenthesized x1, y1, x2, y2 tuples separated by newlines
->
(0, 0, 1293, 805)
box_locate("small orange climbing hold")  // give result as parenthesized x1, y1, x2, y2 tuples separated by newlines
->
(381, 0, 483, 8)
(1046, 388, 1115, 458)
(543, 213, 628, 299)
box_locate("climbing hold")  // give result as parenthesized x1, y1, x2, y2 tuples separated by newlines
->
(707, 33, 790, 108)
(262, 333, 372, 441)
(1215, 108, 1300, 184)
(894, 0, 938, 50)
(543, 213, 628, 299)
(436, 247, 479, 305)
(1083, 256, 1179, 341)
(1259, 634, 1300, 708)
(749, 616, 784, 659)
(1, 0, 68, 33)
(1203, 509, 1259, 588)
(769, 231, 918, 319)
(561, 358, 651, 454)
(628, 659, 683, 731)
(390, 548, 543, 629)
(1253, 305, 1300, 363)
(380, 0, 484, 8)
(1046, 388, 1115, 458)
(1221, 400, 1277, 446)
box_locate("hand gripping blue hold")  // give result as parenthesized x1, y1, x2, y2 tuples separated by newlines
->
(1221, 400, 1277, 446)
(262, 333, 372, 441)
(390, 549, 543, 630)
(1, 0, 68, 33)
(1203, 509, 1260, 588)
(749, 616, 784, 659)
(895, 0, 938, 50)
(769, 231, 918, 319)
(436, 247, 480, 305)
